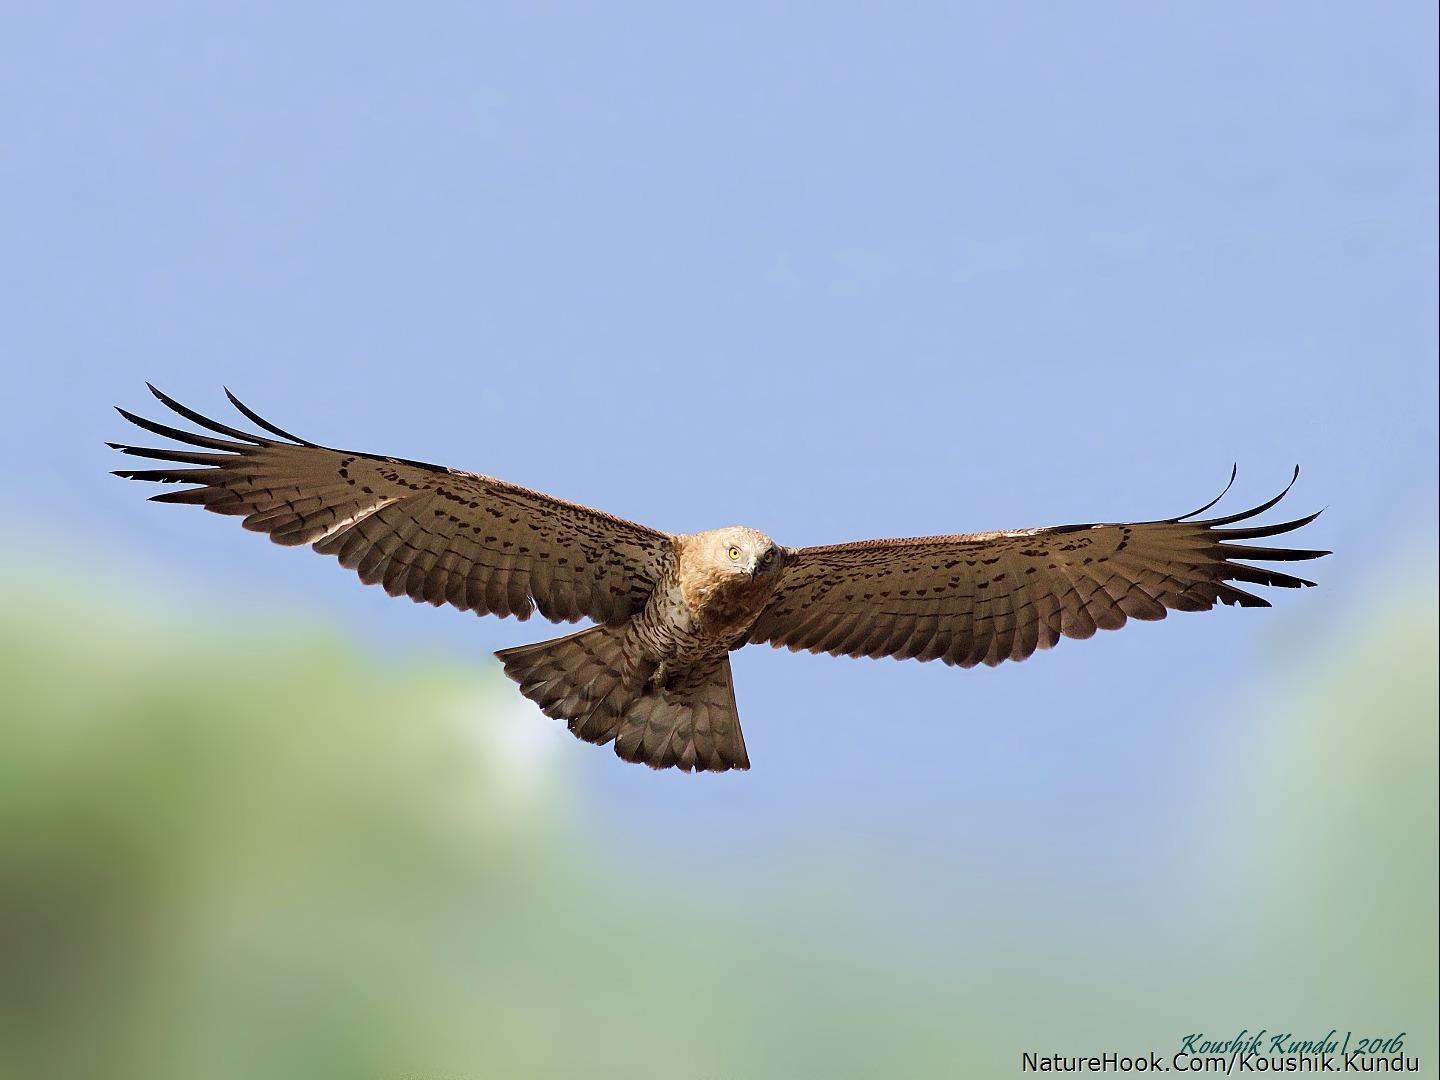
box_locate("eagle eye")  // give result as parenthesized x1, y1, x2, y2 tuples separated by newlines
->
(727, 546, 742, 561)
(761, 549, 774, 564)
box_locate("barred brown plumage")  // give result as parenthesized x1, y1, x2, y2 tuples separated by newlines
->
(745, 467, 1325, 669)
(113, 385, 1330, 774)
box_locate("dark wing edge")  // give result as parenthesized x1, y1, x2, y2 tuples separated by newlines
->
(1163, 464, 1331, 604)
(112, 383, 457, 484)
(1013, 465, 1329, 608)
(110, 385, 672, 624)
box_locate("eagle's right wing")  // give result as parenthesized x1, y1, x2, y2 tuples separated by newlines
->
(112, 386, 673, 624)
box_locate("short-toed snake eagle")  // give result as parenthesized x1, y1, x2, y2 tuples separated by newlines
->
(113, 386, 1328, 773)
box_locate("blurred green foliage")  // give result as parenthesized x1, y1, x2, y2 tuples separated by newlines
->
(1, 568, 1435, 1079)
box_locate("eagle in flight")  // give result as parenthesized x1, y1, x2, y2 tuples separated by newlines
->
(112, 386, 1328, 774)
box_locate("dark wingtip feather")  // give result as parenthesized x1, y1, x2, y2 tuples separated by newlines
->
(1216, 508, 1325, 541)
(1174, 464, 1238, 522)
(147, 488, 212, 504)
(1214, 542, 1331, 562)
(115, 406, 248, 451)
(145, 384, 268, 444)
(108, 442, 231, 465)
(223, 387, 317, 446)
(113, 467, 213, 484)
(1224, 562, 1319, 590)
(1199, 467, 1304, 528)
(1214, 582, 1271, 607)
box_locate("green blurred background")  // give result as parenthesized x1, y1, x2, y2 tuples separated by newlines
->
(2, 553, 1433, 1078)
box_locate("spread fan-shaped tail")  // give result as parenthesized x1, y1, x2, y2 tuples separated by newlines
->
(495, 627, 750, 773)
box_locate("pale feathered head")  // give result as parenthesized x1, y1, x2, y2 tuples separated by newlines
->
(690, 525, 783, 580)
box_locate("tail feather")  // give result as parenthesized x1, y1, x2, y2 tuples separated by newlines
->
(612, 659, 748, 772)
(496, 626, 749, 773)
(496, 625, 638, 743)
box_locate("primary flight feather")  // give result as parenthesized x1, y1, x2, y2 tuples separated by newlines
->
(112, 386, 1329, 773)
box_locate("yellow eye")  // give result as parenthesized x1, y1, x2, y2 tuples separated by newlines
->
(728, 546, 742, 561)
(762, 550, 774, 564)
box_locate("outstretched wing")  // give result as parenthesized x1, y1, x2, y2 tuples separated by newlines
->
(112, 386, 673, 624)
(749, 469, 1328, 668)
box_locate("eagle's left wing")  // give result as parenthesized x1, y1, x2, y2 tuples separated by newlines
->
(748, 470, 1327, 668)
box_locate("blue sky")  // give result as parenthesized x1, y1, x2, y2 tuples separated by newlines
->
(3, 4, 1435, 848)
